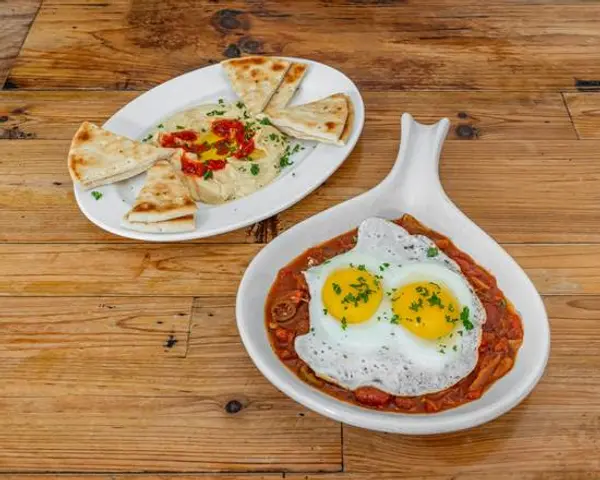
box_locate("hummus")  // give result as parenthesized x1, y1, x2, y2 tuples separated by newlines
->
(146, 101, 288, 204)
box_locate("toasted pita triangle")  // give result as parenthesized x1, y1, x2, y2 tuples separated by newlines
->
(121, 214, 196, 233)
(125, 159, 196, 223)
(261, 93, 349, 145)
(68, 122, 173, 189)
(222, 56, 291, 114)
(264, 62, 308, 113)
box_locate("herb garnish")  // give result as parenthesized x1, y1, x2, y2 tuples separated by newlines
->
(259, 117, 273, 126)
(427, 292, 444, 309)
(323, 308, 328, 315)
(409, 298, 423, 312)
(415, 286, 430, 297)
(203, 170, 213, 180)
(427, 247, 439, 257)
(142, 133, 153, 142)
(236, 101, 245, 109)
(390, 314, 400, 325)
(176, 125, 185, 129)
(341, 317, 348, 330)
(332, 283, 342, 295)
(157, 123, 164, 129)
(207, 110, 225, 116)
(91, 191, 102, 200)
(461, 306, 474, 330)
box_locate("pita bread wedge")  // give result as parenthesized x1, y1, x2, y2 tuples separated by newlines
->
(260, 93, 349, 145)
(264, 62, 308, 113)
(68, 122, 174, 189)
(126, 159, 196, 223)
(121, 214, 196, 233)
(222, 56, 291, 114)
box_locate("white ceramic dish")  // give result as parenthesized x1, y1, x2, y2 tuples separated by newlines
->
(236, 113, 550, 434)
(73, 57, 365, 241)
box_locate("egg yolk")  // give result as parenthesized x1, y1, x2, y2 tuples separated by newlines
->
(392, 281, 461, 340)
(322, 267, 383, 325)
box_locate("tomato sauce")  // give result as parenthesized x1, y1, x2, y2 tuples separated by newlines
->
(265, 214, 524, 414)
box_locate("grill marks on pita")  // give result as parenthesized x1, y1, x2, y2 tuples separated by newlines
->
(122, 159, 197, 233)
(222, 56, 291, 114)
(68, 122, 174, 189)
(264, 62, 308, 113)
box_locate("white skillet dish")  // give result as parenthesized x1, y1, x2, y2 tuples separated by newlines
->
(73, 57, 365, 241)
(236, 113, 550, 434)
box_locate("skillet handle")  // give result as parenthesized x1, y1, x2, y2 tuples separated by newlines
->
(381, 113, 450, 205)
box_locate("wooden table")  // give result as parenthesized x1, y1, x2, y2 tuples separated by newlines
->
(1, 1, 600, 477)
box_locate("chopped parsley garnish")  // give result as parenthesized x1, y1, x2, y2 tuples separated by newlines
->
(323, 308, 328, 315)
(429, 282, 440, 290)
(218, 98, 225, 106)
(259, 117, 273, 126)
(427, 292, 444, 309)
(207, 110, 225, 116)
(416, 316, 421, 323)
(409, 298, 423, 312)
(453, 345, 458, 352)
(457, 330, 464, 336)
(332, 283, 342, 295)
(357, 264, 366, 271)
(203, 170, 213, 180)
(341, 317, 348, 330)
(236, 101, 245, 109)
(415, 286, 430, 297)
(91, 191, 102, 200)
(445, 314, 458, 324)
(250, 163, 260, 176)
(157, 123, 164, 129)
(427, 247, 439, 257)
(142, 133, 153, 142)
(279, 146, 294, 168)
(438, 348, 446, 354)
(461, 306, 474, 330)
(310, 327, 315, 333)
(176, 125, 185, 129)
(379, 262, 390, 272)
(448, 303, 455, 312)
(390, 314, 400, 325)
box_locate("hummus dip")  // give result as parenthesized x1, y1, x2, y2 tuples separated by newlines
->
(146, 101, 288, 204)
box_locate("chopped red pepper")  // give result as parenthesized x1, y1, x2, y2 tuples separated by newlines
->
(181, 154, 206, 177)
(206, 159, 227, 171)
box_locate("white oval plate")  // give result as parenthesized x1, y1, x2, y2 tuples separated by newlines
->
(73, 57, 365, 241)
(236, 113, 550, 434)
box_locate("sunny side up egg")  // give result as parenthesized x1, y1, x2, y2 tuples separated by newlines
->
(296, 217, 487, 397)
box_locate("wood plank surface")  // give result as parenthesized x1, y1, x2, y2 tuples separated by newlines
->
(1, 243, 600, 296)
(0, 296, 191, 358)
(0, 90, 575, 140)
(0, 296, 341, 472)
(1, 139, 599, 244)
(0, 0, 40, 87)
(8, 0, 600, 91)
(2, 0, 599, 476)
(342, 294, 600, 476)
(564, 92, 600, 139)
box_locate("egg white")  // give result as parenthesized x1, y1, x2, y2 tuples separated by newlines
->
(295, 217, 487, 396)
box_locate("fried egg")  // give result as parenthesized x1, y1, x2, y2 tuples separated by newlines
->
(296, 217, 486, 396)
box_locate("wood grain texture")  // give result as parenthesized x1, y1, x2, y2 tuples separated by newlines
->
(564, 92, 600, 139)
(0, 90, 575, 140)
(1, 139, 599, 243)
(0, 296, 341, 472)
(0, 0, 40, 87)
(9, 0, 600, 91)
(1, 243, 600, 296)
(118, 474, 600, 480)
(0, 296, 191, 358)
(343, 294, 600, 476)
